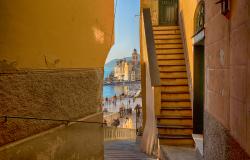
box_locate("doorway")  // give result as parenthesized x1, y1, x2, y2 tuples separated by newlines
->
(159, 0, 178, 25)
(193, 0, 205, 134)
(193, 43, 204, 134)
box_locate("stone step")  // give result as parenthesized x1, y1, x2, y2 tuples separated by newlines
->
(156, 48, 184, 54)
(159, 66, 187, 72)
(157, 115, 192, 126)
(160, 145, 198, 160)
(159, 135, 193, 146)
(153, 26, 180, 31)
(161, 106, 192, 110)
(158, 125, 193, 136)
(158, 60, 185, 66)
(157, 115, 192, 119)
(153, 30, 181, 35)
(159, 134, 193, 140)
(161, 98, 190, 102)
(160, 107, 192, 116)
(192, 134, 204, 158)
(161, 101, 191, 108)
(104, 140, 155, 160)
(155, 39, 182, 44)
(158, 124, 193, 129)
(161, 93, 190, 101)
(160, 72, 187, 78)
(155, 44, 183, 49)
(161, 86, 189, 93)
(161, 78, 188, 86)
(157, 54, 185, 60)
(154, 34, 181, 40)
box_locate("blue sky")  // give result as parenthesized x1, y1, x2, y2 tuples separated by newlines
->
(105, 0, 140, 63)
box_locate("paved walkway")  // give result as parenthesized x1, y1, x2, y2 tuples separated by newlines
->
(104, 140, 156, 160)
(103, 97, 142, 113)
(103, 97, 143, 129)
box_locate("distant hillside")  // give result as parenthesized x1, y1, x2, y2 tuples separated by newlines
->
(105, 57, 131, 68)
(105, 59, 119, 68)
(105, 56, 140, 68)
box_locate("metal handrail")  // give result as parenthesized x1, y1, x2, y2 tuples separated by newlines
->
(142, 8, 161, 87)
(0, 115, 105, 126)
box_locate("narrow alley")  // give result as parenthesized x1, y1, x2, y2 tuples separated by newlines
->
(0, 0, 250, 160)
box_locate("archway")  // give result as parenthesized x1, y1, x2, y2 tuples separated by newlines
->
(102, 0, 143, 139)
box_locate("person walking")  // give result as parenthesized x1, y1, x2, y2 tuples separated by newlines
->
(121, 103, 125, 117)
(114, 94, 117, 106)
(133, 97, 136, 104)
(105, 97, 108, 106)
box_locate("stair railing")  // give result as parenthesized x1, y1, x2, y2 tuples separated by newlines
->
(140, 8, 161, 155)
(104, 127, 136, 141)
(141, 8, 161, 87)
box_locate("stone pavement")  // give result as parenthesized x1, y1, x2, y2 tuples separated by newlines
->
(160, 145, 202, 160)
(104, 139, 156, 160)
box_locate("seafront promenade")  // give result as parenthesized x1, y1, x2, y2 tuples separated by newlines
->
(103, 97, 142, 129)
(104, 80, 141, 86)
(103, 96, 142, 113)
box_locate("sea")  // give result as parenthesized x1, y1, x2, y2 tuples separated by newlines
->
(103, 67, 140, 98)
(104, 66, 113, 80)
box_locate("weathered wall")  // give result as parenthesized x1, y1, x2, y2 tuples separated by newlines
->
(0, 69, 103, 146)
(0, 0, 114, 69)
(204, 112, 249, 160)
(178, 0, 250, 158)
(140, 0, 250, 158)
(0, 0, 113, 159)
(205, 0, 250, 158)
(0, 113, 104, 160)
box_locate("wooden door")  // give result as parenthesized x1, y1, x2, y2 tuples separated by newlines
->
(159, 0, 178, 25)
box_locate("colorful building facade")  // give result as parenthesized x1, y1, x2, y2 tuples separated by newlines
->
(114, 49, 141, 82)
(140, 0, 250, 159)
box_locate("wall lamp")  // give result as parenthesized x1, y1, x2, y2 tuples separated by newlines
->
(216, 0, 230, 18)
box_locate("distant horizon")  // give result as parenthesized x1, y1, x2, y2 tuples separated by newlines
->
(105, 0, 140, 64)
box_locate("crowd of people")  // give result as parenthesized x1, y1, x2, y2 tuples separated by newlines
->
(103, 93, 137, 108)
(103, 92, 142, 129)
(119, 104, 132, 118)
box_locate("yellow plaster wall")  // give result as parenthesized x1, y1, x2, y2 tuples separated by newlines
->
(179, 0, 199, 82)
(141, 0, 159, 26)
(0, 0, 114, 69)
(141, 0, 198, 82)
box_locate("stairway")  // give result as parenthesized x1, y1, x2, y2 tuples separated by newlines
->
(153, 26, 193, 146)
(104, 140, 156, 160)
